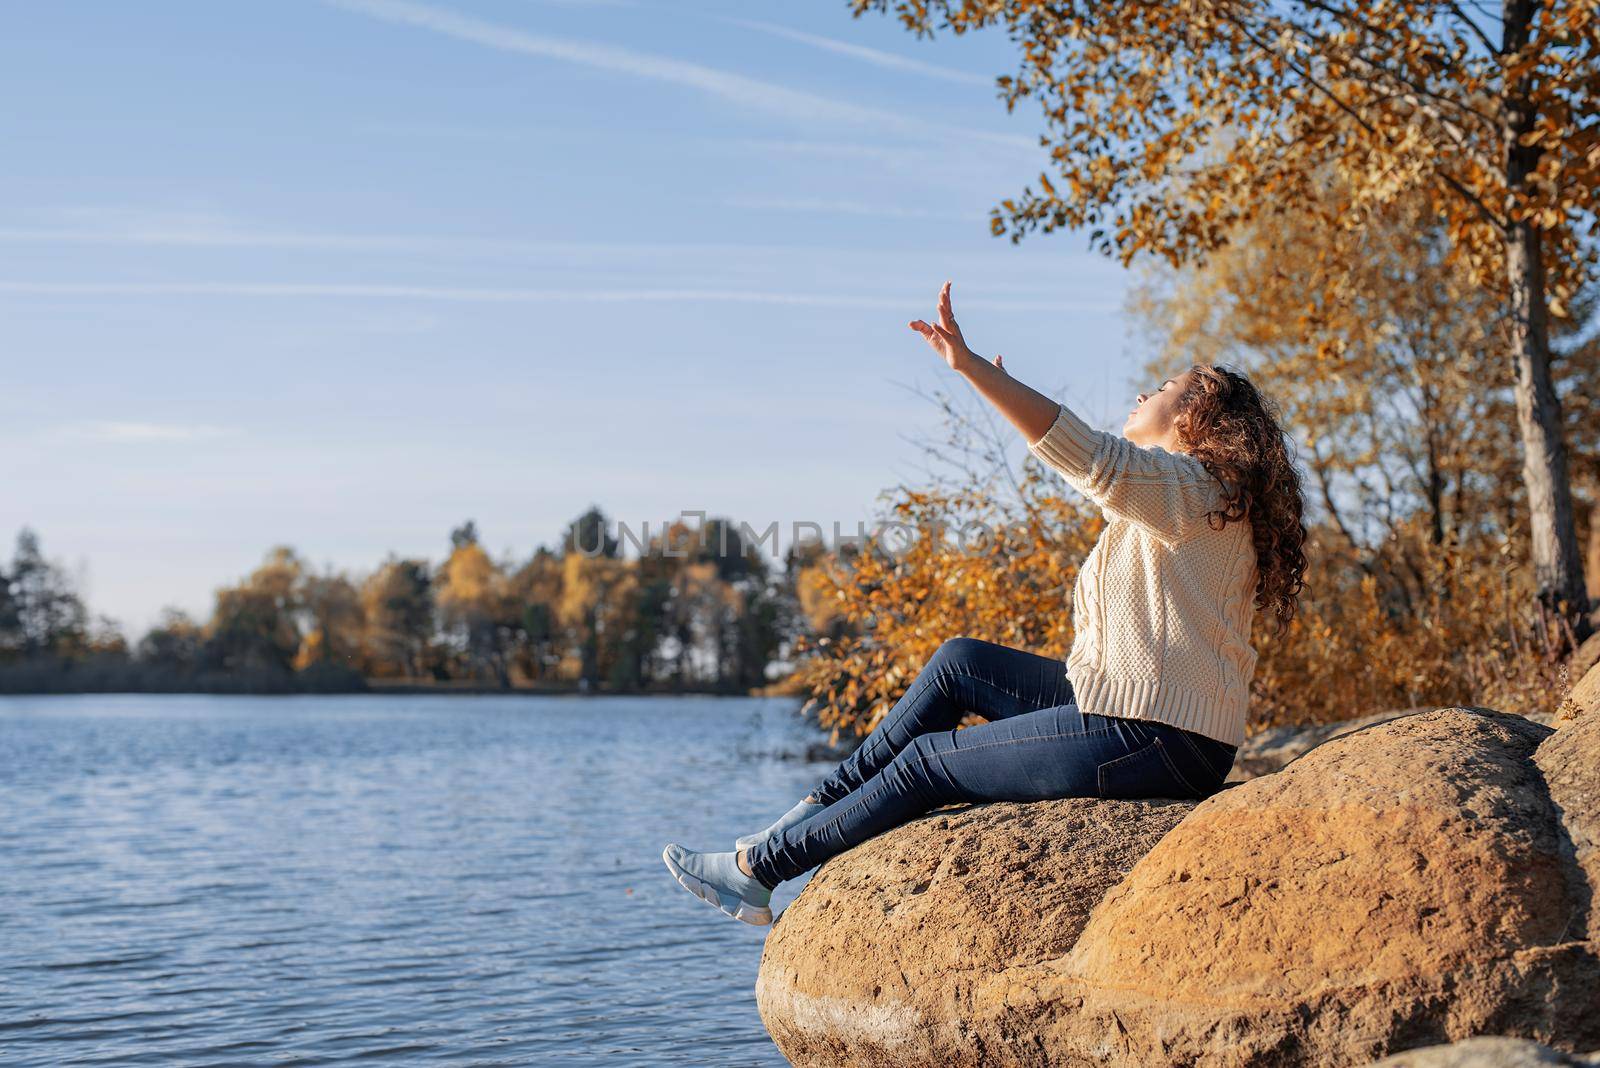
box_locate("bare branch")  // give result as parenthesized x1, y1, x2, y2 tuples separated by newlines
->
(1443, 1, 1502, 55)
(1309, 438, 1377, 569)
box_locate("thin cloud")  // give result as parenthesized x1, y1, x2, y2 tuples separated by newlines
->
(723, 194, 988, 223)
(0, 280, 1104, 313)
(359, 120, 535, 142)
(715, 15, 996, 89)
(0, 224, 430, 252)
(714, 137, 927, 165)
(59, 421, 238, 444)
(324, 0, 1035, 150)
(0, 211, 844, 258)
(0, 207, 1121, 284)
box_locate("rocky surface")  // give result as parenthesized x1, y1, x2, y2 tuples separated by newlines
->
(1361, 1036, 1600, 1066)
(1535, 705, 1598, 942)
(1229, 706, 1554, 781)
(1559, 646, 1600, 726)
(757, 705, 1600, 1067)
(1570, 631, 1600, 688)
(1226, 706, 1435, 781)
(756, 795, 1194, 1066)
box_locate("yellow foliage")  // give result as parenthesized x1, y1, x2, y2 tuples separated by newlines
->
(437, 543, 504, 617)
(790, 462, 1098, 741)
(1252, 517, 1577, 727)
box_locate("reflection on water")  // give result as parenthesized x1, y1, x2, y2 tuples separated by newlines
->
(0, 694, 830, 1066)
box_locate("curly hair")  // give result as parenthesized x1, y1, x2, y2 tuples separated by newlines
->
(1170, 363, 1310, 638)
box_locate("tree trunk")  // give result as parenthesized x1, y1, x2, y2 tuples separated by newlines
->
(1500, 0, 1593, 653)
(1588, 498, 1600, 604)
(1502, 218, 1592, 649)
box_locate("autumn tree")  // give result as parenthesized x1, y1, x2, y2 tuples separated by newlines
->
(727, 574, 786, 690)
(137, 607, 204, 676)
(559, 552, 639, 686)
(691, 518, 778, 688)
(205, 546, 304, 676)
(553, 507, 633, 685)
(0, 528, 87, 659)
(436, 521, 517, 686)
(293, 567, 363, 670)
(612, 547, 673, 689)
(564, 505, 619, 559)
(506, 547, 564, 682)
(360, 557, 434, 678)
(634, 515, 775, 690)
(788, 537, 856, 650)
(661, 556, 724, 686)
(858, 0, 1598, 646)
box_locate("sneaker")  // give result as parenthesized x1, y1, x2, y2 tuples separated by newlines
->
(734, 798, 825, 851)
(661, 843, 773, 926)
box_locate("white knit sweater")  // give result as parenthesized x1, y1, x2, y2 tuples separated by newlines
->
(1028, 402, 1259, 748)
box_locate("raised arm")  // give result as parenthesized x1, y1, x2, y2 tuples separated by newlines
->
(915, 281, 1062, 441)
(908, 282, 1060, 442)
(909, 281, 1228, 546)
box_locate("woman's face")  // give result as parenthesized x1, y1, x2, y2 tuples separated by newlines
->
(1124, 368, 1195, 451)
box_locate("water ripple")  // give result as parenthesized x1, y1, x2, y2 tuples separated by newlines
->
(0, 693, 823, 1066)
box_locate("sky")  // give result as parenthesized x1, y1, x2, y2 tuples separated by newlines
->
(0, 0, 1152, 636)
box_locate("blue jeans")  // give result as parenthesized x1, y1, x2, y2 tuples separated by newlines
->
(745, 636, 1239, 888)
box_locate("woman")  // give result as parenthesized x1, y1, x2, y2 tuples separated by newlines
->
(663, 280, 1308, 926)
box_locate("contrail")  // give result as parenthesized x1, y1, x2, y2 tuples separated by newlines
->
(0, 280, 1103, 312)
(713, 15, 996, 89)
(325, 0, 1035, 151)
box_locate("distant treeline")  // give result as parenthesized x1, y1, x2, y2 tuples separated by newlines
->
(0, 508, 846, 696)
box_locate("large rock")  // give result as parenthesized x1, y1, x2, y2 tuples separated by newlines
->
(1362, 1036, 1600, 1066)
(756, 796, 1194, 1065)
(757, 707, 1600, 1066)
(1046, 708, 1595, 1065)
(1570, 631, 1600, 687)
(1558, 655, 1600, 727)
(1231, 707, 1555, 781)
(1227, 707, 1433, 781)
(1534, 709, 1600, 940)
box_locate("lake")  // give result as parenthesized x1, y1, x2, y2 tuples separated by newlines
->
(0, 694, 836, 1066)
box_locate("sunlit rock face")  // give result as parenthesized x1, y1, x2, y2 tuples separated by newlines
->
(1559, 643, 1600, 727)
(1361, 1035, 1600, 1067)
(757, 707, 1600, 1068)
(756, 792, 1193, 1067)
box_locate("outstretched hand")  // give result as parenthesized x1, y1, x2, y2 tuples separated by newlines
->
(908, 280, 1056, 442)
(908, 281, 1007, 375)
